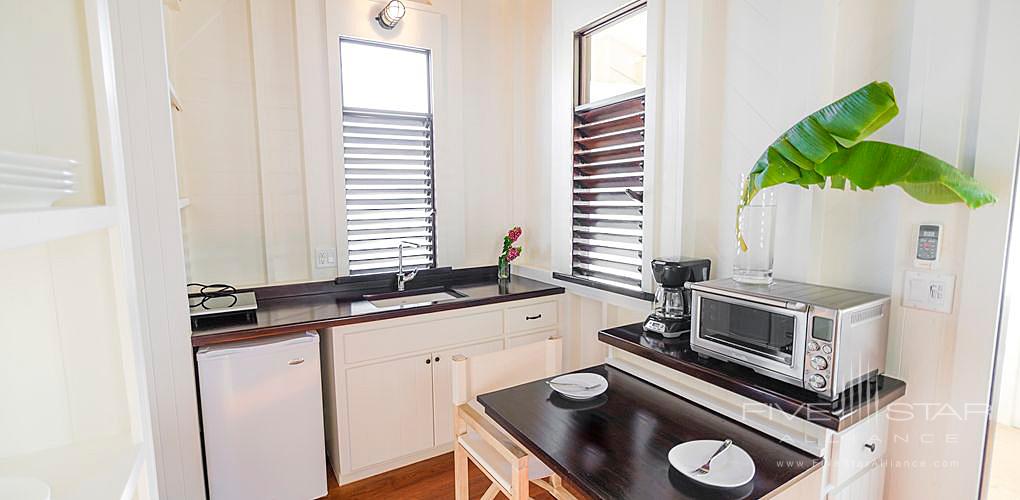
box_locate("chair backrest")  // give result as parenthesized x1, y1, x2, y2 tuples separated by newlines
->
(451, 336, 562, 405)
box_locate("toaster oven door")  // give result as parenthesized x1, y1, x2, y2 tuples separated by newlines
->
(691, 291, 807, 383)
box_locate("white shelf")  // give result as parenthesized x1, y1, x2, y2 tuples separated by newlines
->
(0, 206, 118, 252)
(0, 434, 144, 500)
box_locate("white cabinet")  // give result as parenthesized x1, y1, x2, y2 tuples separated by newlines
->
(827, 462, 886, 500)
(828, 411, 888, 487)
(324, 295, 564, 484)
(346, 353, 435, 470)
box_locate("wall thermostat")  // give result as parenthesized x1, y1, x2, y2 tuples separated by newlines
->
(914, 224, 942, 268)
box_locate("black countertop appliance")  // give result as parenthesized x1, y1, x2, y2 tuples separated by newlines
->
(643, 257, 711, 337)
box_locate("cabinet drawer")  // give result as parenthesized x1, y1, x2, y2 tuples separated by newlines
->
(344, 310, 502, 364)
(829, 411, 888, 487)
(505, 300, 558, 334)
(507, 329, 558, 348)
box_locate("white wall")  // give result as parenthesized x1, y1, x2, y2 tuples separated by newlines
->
(166, 0, 519, 288)
(0, 232, 131, 459)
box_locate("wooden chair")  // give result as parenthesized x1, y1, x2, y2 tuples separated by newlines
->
(451, 337, 576, 500)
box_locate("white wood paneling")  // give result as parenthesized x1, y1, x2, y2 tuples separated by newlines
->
(166, 0, 268, 287)
(0, 243, 75, 458)
(109, 0, 205, 494)
(249, 0, 311, 283)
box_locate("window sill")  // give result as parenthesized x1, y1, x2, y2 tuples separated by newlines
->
(510, 265, 652, 311)
(551, 272, 653, 301)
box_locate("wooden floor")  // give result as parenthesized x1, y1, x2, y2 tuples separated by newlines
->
(324, 452, 585, 499)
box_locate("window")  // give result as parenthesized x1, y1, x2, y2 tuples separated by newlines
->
(568, 3, 648, 295)
(339, 39, 436, 275)
(576, 5, 647, 106)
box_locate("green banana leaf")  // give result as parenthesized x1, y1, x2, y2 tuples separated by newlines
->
(740, 80, 995, 208)
(737, 81, 996, 250)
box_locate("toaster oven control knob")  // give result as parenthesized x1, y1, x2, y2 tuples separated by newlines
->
(809, 374, 827, 390)
(810, 356, 829, 371)
(822, 344, 832, 354)
(807, 341, 819, 352)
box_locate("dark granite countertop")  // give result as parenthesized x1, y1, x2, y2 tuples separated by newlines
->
(191, 267, 563, 347)
(599, 323, 906, 431)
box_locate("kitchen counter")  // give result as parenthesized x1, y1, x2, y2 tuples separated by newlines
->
(191, 267, 564, 347)
(599, 323, 906, 431)
(478, 364, 823, 499)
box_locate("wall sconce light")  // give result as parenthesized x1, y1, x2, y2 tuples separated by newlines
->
(376, 0, 406, 30)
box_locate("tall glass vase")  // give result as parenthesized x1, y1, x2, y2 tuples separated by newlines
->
(498, 256, 511, 281)
(734, 185, 776, 285)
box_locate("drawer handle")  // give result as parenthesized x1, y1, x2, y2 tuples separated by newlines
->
(525, 314, 543, 320)
(288, 358, 305, 366)
(864, 442, 876, 453)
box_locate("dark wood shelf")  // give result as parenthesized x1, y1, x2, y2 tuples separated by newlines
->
(599, 323, 906, 431)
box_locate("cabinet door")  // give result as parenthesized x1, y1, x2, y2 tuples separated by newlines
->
(346, 353, 435, 470)
(431, 340, 505, 447)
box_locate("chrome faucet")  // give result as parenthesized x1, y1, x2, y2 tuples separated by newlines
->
(396, 240, 421, 291)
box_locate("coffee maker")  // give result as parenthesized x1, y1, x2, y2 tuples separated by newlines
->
(643, 257, 711, 337)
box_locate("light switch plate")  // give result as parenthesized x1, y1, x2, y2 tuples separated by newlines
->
(315, 247, 337, 269)
(902, 271, 956, 314)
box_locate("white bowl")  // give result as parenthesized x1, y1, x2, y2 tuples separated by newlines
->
(668, 440, 756, 489)
(0, 183, 75, 209)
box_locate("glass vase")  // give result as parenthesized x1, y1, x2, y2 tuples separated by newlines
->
(733, 187, 776, 285)
(498, 257, 511, 281)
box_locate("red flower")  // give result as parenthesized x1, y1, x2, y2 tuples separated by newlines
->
(507, 226, 522, 243)
(507, 246, 522, 262)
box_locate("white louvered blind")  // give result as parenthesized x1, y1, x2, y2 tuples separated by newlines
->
(342, 109, 436, 275)
(571, 92, 646, 293)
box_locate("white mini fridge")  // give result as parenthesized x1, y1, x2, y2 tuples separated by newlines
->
(197, 332, 327, 500)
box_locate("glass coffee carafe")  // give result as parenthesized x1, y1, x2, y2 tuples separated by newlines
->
(643, 257, 711, 337)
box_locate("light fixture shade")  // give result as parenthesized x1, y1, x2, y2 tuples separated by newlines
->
(376, 0, 406, 30)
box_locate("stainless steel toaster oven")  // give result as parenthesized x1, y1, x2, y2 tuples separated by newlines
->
(688, 278, 890, 400)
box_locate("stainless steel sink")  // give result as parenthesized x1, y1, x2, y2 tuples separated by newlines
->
(363, 287, 467, 309)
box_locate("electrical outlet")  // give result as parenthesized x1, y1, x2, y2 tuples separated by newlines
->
(315, 247, 337, 269)
(902, 271, 956, 314)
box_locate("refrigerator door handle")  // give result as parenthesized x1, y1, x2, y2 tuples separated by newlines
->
(288, 358, 305, 365)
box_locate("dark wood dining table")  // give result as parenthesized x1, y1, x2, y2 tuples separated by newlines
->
(477, 364, 823, 500)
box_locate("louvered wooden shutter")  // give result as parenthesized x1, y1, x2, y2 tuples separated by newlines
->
(342, 109, 436, 275)
(571, 92, 645, 293)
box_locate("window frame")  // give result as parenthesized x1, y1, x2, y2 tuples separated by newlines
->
(556, 0, 653, 300)
(573, 0, 648, 108)
(338, 37, 438, 276)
